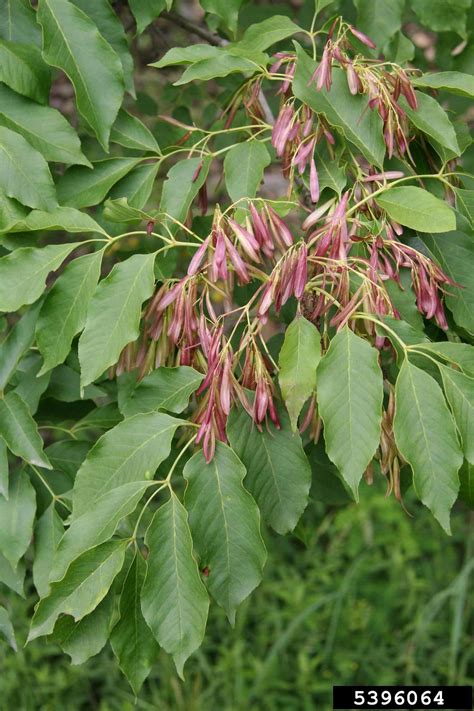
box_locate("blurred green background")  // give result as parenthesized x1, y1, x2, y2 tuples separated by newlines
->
(1, 483, 472, 710)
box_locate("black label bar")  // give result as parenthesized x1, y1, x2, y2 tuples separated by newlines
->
(333, 686, 472, 710)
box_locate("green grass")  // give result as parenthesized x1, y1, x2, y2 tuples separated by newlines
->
(1, 482, 472, 711)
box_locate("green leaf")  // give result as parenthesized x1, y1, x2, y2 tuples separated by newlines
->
(440, 366, 474, 465)
(385, 270, 425, 332)
(0, 552, 25, 597)
(71, 411, 181, 518)
(293, 44, 385, 168)
(160, 157, 211, 232)
(376, 187, 456, 233)
(0, 301, 41, 391)
(412, 71, 474, 98)
(420, 231, 474, 332)
(0, 392, 51, 468)
(103, 197, 155, 224)
(393, 360, 462, 533)
(28, 539, 128, 641)
(46, 365, 106, 403)
(0, 39, 50, 103)
(150, 44, 219, 68)
(141, 493, 209, 678)
(455, 189, 474, 227)
(354, 0, 403, 50)
(37, 0, 124, 150)
(305, 441, 352, 505)
(401, 92, 460, 158)
(237, 15, 300, 51)
(316, 327, 383, 499)
(71, 0, 134, 96)
(73, 403, 122, 432)
(78, 253, 155, 386)
(183, 443, 266, 624)
(227, 403, 311, 534)
(7, 206, 106, 236)
(200, 0, 243, 34)
(12, 354, 51, 414)
(110, 109, 160, 153)
(51, 591, 113, 664)
(110, 554, 158, 694)
(411, 0, 471, 37)
(278, 315, 321, 431)
(0, 605, 17, 650)
(0, 85, 91, 166)
(0, 126, 58, 210)
(316, 147, 347, 196)
(33, 503, 64, 598)
(129, 0, 166, 34)
(57, 158, 141, 209)
(109, 162, 159, 209)
(411, 342, 474, 377)
(459, 461, 474, 508)
(51, 481, 150, 582)
(224, 141, 270, 203)
(0, 191, 28, 232)
(0, 469, 36, 568)
(0, 439, 7, 499)
(0, 242, 79, 313)
(36, 250, 104, 375)
(118, 367, 204, 418)
(174, 53, 261, 85)
(0, 0, 42, 46)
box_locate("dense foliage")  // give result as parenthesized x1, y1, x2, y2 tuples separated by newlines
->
(0, 0, 473, 693)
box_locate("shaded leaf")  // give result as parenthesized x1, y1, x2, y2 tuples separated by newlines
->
(141, 493, 209, 678)
(227, 403, 311, 534)
(459, 460, 474, 508)
(237, 15, 300, 51)
(33, 503, 64, 598)
(413, 71, 474, 98)
(37, 250, 104, 375)
(316, 327, 383, 499)
(28, 539, 128, 641)
(129, 0, 167, 34)
(0, 552, 25, 597)
(6, 206, 107, 236)
(0, 39, 50, 103)
(0, 439, 7, 499)
(51, 591, 113, 664)
(401, 92, 460, 158)
(0, 84, 91, 166)
(410, 342, 474, 377)
(354, 0, 403, 50)
(109, 162, 159, 209)
(421, 231, 474, 332)
(0, 242, 79, 313)
(224, 141, 270, 203)
(0, 301, 41, 391)
(110, 109, 160, 153)
(118, 367, 203, 418)
(0, 126, 57, 210)
(278, 315, 321, 431)
(393, 360, 462, 533)
(72, 411, 181, 518)
(57, 158, 141, 209)
(0, 468, 36, 568)
(184, 443, 266, 624)
(160, 157, 211, 232)
(111, 554, 158, 694)
(72, 0, 134, 95)
(38, 0, 124, 150)
(51, 481, 150, 582)
(0, 606, 17, 650)
(0, 392, 51, 468)
(0, 0, 41, 46)
(440, 365, 474, 464)
(377, 187, 456, 233)
(293, 44, 385, 167)
(79, 253, 155, 386)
